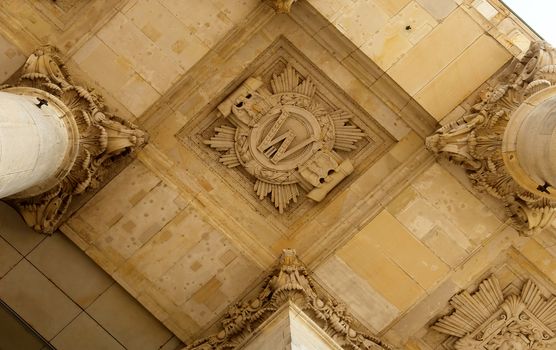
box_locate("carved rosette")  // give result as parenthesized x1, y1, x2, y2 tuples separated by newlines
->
(433, 277, 556, 350)
(205, 65, 365, 212)
(1, 46, 147, 234)
(184, 249, 391, 350)
(425, 41, 556, 235)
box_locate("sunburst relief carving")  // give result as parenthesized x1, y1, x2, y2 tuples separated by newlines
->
(205, 65, 365, 213)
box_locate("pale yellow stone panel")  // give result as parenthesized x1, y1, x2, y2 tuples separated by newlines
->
(306, 0, 358, 23)
(338, 222, 425, 310)
(415, 34, 511, 120)
(361, 2, 437, 71)
(66, 160, 161, 246)
(333, 0, 389, 47)
(358, 210, 450, 290)
(387, 8, 483, 95)
(0, 33, 26, 82)
(416, 0, 457, 19)
(124, 0, 210, 71)
(92, 181, 188, 266)
(520, 239, 556, 285)
(96, 12, 184, 94)
(72, 37, 161, 116)
(315, 255, 400, 332)
(161, 0, 234, 47)
(410, 163, 503, 243)
(374, 0, 412, 17)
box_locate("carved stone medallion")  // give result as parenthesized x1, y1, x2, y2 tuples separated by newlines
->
(205, 65, 365, 213)
(433, 276, 556, 350)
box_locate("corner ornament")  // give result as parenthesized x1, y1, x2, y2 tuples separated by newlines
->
(433, 276, 556, 350)
(1, 47, 147, 234)
(270, 0, 298, 13)
(184, 249, 391, 350)
(425, 41, 556, 236)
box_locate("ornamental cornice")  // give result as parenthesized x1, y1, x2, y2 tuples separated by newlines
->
(184, 249, 392, 350)
(433, 276, 556, 350)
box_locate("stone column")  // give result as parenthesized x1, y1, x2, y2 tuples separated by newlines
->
(0, 47, 146, 234)
(503, 86, 556, 199)
(0, 88, 78, 198)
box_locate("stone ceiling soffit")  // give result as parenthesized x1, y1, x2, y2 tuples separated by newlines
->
(0, 0, 125, 56)
(136, 0, 436, 268)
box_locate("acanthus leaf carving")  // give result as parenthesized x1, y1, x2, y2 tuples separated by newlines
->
(205, 65, 365, 213)
(425, 41, 556, 236)
(184, 249, 392, 350)
(270, 0, 298, 13)
(433, 276, 556, 350)
(2, 46, 147, 234)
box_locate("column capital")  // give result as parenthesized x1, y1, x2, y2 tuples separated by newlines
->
(1, 46, 147, 234)
(426, 41, 556, 236)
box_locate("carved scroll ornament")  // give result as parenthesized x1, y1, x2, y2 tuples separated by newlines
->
(1, 47, 147, 233)
(426, 41, 556, 235)
(433, 276, 556, 350)
(205, 65, 365, 213)
(184, 249, 391, 350)
(270, 0, 298, 13)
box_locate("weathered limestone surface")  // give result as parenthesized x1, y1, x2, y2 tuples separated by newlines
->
(1, 1, 555, 350)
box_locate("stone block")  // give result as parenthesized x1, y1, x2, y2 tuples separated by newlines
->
(0, 260, 81, 340)
(315, 255, 399, 332)
(388, 8, 483, 95)
(338, 224, 426, 310)
(333, 0, 389, 47)
(0, 303, 46, 350)
(0, 236, 21, 277)
(0, 202, 44, 255)
(415, 34, 511, 120)
(0, 33, 26, 83)
(416, 0, 457, 19)
(87, 284, 173, 350)
(51, 312, 125, 350)
(27, 232, 113, 308)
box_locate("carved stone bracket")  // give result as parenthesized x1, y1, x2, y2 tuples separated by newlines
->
(426, 41, 556, 235)
(270, 0, 298, 13)
(1, 46, 147, 234)
(184, 249, 392, 350)
(433, 276, 556, 350)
